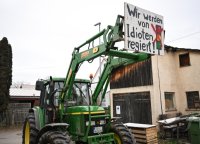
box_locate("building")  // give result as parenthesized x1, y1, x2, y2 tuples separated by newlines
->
(10, 84, 40, 107)
(110, 45, 200, 125)
(6, 84, 40, 125)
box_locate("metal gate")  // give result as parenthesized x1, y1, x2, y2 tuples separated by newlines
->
(113, 92, 152, 124)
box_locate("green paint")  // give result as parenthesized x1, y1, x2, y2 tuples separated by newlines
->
(66, 106, 105, 113)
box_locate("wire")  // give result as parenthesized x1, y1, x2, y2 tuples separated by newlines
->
(167, 31, 200, 43)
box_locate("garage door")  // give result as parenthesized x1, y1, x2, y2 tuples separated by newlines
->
(113, 92, 152, 124)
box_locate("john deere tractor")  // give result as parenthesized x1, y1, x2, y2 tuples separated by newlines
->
(22, 15, 150, 144)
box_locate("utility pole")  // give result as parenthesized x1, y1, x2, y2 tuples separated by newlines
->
(94, 22, 101, 81)
(94, 22, 102, 102)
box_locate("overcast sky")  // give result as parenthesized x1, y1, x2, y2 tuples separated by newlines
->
(0, 0, 200, 84)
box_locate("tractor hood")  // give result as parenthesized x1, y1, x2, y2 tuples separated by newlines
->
(65, 106, 105, 115)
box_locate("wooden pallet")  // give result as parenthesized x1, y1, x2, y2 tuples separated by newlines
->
(124, 123, 158, 144)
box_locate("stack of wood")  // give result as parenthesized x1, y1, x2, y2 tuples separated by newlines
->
(124, 123, 158, 144)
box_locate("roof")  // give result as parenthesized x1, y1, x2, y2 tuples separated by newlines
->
(165, 45, 200, 52)
(10, 84, 40, 97)
(11, 84, 35, 89)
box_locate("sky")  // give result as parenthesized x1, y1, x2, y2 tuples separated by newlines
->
(0, 0, 200, 84)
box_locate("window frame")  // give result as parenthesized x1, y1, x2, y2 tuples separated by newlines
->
(186, 91, 200, 109)
(164, 92, 176, 111)
(179, 52, 191, 67)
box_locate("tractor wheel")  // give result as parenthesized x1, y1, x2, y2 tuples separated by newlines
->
(111, 122, 136, 144)
(38, 130, 71, 144)
(22, 113, 39, 144)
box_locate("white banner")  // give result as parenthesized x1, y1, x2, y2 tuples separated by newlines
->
(124, 3, 164, 55)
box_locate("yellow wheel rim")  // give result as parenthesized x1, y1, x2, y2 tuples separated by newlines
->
(25, 121, 30, 144)
(114, 133, 122, 144)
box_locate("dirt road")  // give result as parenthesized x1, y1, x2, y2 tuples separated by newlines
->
(0, 128, 22, 144)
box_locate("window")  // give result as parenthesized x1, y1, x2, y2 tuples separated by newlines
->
(186, 91, 200, 109)
(165, 92, 176, 110)
(54, 81, 64, 106)
(72, 82, 90, 106)
(179, 53, 190, 67)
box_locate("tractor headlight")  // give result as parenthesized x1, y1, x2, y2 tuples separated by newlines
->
(96, 119, 106, 125)
(99, 120, 105, 125)
(86, 121, 95, 126)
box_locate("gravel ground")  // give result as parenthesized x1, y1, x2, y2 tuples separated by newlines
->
(0, 128, 22, 144)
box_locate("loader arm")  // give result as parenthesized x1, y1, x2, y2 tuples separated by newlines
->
(92, 52, 150, 105)
(60, 15, 123, 100)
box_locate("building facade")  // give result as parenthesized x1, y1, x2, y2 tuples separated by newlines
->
(7, 84, 40, 125)
(110, 46, 200, 125)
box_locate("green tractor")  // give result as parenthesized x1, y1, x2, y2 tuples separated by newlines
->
(22, 15, 150, 144)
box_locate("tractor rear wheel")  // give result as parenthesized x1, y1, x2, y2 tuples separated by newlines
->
(22, 113, 39, 144)
(38, 130, 71, 144)
(111, 122, 136, 144)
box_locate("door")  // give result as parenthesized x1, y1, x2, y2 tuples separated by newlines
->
(113, 92, 152, 124)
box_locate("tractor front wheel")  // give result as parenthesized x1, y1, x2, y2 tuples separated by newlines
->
(38, 130, 71, 144)
(111, 122, 136, 144)
(22, 113, 39, 144)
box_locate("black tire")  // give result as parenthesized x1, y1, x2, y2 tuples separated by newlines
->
(38, 130, 70, 144)
(22, 113, 39, 144)
(111, 122, 136, 144)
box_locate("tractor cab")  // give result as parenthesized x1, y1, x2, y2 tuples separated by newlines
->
(35, 77, 91, 123)
(36, 78, 91, 107)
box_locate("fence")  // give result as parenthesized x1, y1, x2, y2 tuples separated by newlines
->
(0, 103, 31, 127)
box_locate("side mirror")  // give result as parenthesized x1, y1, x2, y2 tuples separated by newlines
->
(35, 80, 44, 90)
